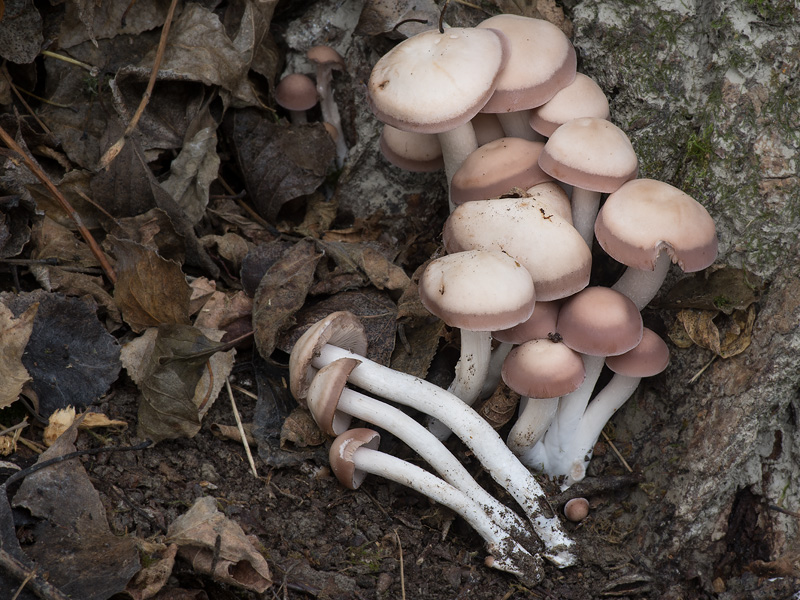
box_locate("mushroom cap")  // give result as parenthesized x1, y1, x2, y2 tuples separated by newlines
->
(307, 45, 345, 68)
(471, 113, 506, 146)
(275, 73, 318, 112)
(530, 73, 610, 137)
(289, 311, 368, 405)
(594, 178, 719, 272)
(443, 197, 591, 301)
(418, 249, 535, 332)
(367, 27, 508, 134)
(564, 497, 590, 522)
(493, 300, 561, 344)
(502, 339, 585, 398)
(605, 328, 670, 377)
(380, 125, 444, 172)
(450, 137, 552, 205)
(538, 117, 638, 193)
(476, 15, 577, 113)
(556, 287, 643, 356)
(329, 428, 381, 490)
(525, 181, 573, 224)
(307, 357, 361, 436)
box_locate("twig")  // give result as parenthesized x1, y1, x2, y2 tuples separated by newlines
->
(394, 530, 406, 600)
(601, 431, 633, 473)
(689, 355, 716, 384)
(0, 549, 71, 600)
(226, 378, 258, 478)
(97, 0, 179, 170)
(40, 50, 99, 76)
(0, 124, 117, 283)
(0, 421, 28, 438)
(768, 504, 800, 519)
(1, 62, 54, 134)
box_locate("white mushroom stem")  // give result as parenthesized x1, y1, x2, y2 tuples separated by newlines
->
(496, 111, 543, 141)
(564, 373, 642, 485)
(506, 396, 559, 457)
(480, 341, 515, 399)
(521, 354, 605, 477)
(570, 187, 601, 247)
(313, 344, 576, 567)
(314, 65, 348, 168)
(611, 250, 672, 311)
(428, 329, 492, 440)
(349, 445, 543, 582)
(439, 124, 479, 211)
(333, 386, 539, 550)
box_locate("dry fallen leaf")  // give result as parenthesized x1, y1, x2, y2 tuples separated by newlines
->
(125, 542, 178, 600)
(669, 304, 757, 359)
(280, 408, 327, 448)
(0, 301, 37, 409)
(167, 496, 272, 593)
(44, 406, 77, 447)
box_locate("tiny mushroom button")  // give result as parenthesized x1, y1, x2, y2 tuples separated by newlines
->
(275, 73, 318, 124)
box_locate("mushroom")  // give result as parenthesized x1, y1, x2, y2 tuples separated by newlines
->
(565, 328, 670, 483)
(305, 356, 539, 552)
(538, 117, 639, 246)
(502, 339, 585, 458)
(367, 26, 509, 208)
(274, 73, 318, 124)
(450, 137, 552, 206)
(289, 311, 575, 566)
(443, 196, 591, 302)
(524, 286, 642, 481)
(476, 15, 577, 141)
(594, 178, 719, 310)
(529, 73, 610, 138)
(329, 428, 544, 584)
(307, 45, 348, 167)
(379, 125, 443, 172)
(417, 249, 535, 436)
(563, 498, 590, 522)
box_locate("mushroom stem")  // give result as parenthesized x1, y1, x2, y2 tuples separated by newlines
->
(564, 373, 642, 485)
(313, 344, 576, 566)
(480, 341, 515, 399)
(521, 354, 605, 476)
(439, 123, 479, 211)
(570, 186, 601, 247)
(428, 329, 492, 439)
(348, 444, 543, 583)
(506, 396, 559, 456)
(496, 111, 542, 141)
(331, 385, 540, 550)
(314, 65, 348, 168)
(610, 250, 672, 310)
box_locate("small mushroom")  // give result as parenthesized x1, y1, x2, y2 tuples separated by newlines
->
(563, 497, 590, 522)
(274, 73, 318, 124)
(307, 45, 348, 167)
(329, 428, 544, 584)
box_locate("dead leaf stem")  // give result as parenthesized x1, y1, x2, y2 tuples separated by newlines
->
(97, 0, 180, 170)
(0, 124, 117, 283)
(0, 549, 71, 600)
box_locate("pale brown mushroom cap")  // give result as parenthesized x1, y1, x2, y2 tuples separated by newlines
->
(605, 328, 670, 377)
(594, 178, 719, 272)
(493, 300, 561, 344)
(307, 45, 345, 69)
(476, 15, 577, 113)
(289, 312, 368, 405)
(367, 27, 508, 134)
(329, 428, 381, 490)
(538, 117, 638, 193)
(275, 73, 318, 112)
(443, 198, 591, 301)
(502, 339, 585, 398)
(418, 250, 535, 332)
(450, 137, 552, 205)
(530, 73, 610, 137)
(307, 357, 361, 436)
(564, 497, 590, 522)
(525, 182, 573, 224)
(380, 125, 443, 172)
(556, 287, 643, 356)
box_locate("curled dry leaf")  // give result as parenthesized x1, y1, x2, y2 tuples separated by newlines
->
(253, 239, 322, 359)
(280, 408, 327, 448)
(0, 301, 38, 409)
(0, 194, 37, 259)
(662, 266, 764, 315)
(110, 236, 192, 333)
(125, 543, 178, 600)
(44, 406, 77, 447)
(475, 382, 521, 430)
(167, 496, 272, 593)
(669, 304, 757, 359)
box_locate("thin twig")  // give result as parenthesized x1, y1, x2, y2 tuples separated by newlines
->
(0, 549, 71, 600)
(0, 421, 28, 438)
(394, 530, 406, 600)
(1, 63, 53, 134)
(97, 0, 179, 170)
(601, 431, 633, 473)
(40, 50, 99, 76)
(226, 378, 258, 478)
(0, 124, 117, 283)
(689, 354, 716, 384)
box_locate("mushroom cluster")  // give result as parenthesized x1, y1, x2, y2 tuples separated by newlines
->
(287, 12, 719, 583)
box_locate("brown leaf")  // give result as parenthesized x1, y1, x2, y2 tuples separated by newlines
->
(294, 192, 338, 238)
(32, 215, 100, 268)
(240, 239, 294, 297)
(194, 290, 253, 331)
(226, 110, 336, 220)
(661, 266, 765, 315)
(0, 0, 43, 63)
(126, 543, 178, 600)
(280, 408, 327, 448)
(474, 382, 520, 430)
(0, 301, 37, 409)
(0, 194, 36, 258)
(314, 240, 409, 293)
(200, 232, 252, 274)
(167, 496, 272, 593)
(671, 305, 756, 359)
(253, 239, 321, 358)
(59, 0, 169, 49)
(30, 265, 122, 329)
(111, 236, 192, 333)
(389, 316, 445, 380)
(108, 207, 187, 265)
(355, 0, 440, 39)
